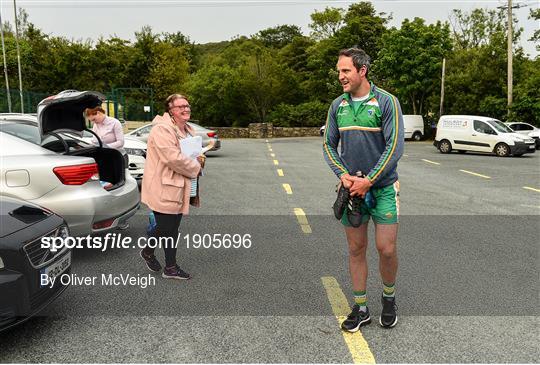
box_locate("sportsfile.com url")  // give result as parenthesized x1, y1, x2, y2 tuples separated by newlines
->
(40, 233, 253, 252)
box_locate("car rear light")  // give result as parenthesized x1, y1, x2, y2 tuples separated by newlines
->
(207, 132, 216, 138)
(53, 163, 99, 185)
(93, 218, 115, 230)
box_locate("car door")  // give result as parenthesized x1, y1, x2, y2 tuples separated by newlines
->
(471, 120, 498, 152)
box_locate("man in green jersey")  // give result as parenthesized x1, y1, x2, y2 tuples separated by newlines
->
(323, 47, 404, 330)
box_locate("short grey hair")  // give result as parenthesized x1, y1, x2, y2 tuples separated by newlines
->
(165, 93, 189, 112)
(339, 47, 371, 77)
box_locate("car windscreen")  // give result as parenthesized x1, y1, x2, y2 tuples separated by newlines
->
(0, 122, 41, 144)
(487, 119, 514, 133)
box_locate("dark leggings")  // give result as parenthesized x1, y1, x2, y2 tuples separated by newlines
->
(143, 211, 182, 267)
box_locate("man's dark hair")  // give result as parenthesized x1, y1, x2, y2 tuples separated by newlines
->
(339, 47, 371, 77)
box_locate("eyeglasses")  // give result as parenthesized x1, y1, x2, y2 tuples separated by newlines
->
(171, 104, 191, 110)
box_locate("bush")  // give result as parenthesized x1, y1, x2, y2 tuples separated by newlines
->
(268, 101, 328, 127)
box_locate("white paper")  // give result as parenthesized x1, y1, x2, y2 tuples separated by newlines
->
(179, 135, 203, 159)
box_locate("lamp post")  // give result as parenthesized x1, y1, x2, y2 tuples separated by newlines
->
(0, 6, 12, 112)
(13, 0, 23, 113)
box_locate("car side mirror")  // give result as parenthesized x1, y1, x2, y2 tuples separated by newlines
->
(136, 131, 141, 136)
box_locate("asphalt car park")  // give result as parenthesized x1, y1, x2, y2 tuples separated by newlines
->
(0, 138, 538, 363)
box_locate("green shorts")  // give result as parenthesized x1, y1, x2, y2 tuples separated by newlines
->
(341, 181, 400, 226)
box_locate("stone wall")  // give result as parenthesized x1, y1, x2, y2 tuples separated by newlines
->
(124, 121, 321, 138)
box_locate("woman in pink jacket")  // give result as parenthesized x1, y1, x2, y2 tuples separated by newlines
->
(140, 94, 205, 280)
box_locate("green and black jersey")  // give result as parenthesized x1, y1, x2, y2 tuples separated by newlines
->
(323, 82, 404, 188)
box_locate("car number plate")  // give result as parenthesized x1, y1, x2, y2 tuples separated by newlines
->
(40, 252, 71, 287)
(528, 145, 535, 149)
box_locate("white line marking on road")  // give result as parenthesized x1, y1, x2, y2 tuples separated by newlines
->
(520, 204, 540, 209)
(270, 153, 275, 157)
(273, 160, 279, 166)
(459, 169, 491, 179)
(523, 186, 540, 193)
(421, 159, 440, 165)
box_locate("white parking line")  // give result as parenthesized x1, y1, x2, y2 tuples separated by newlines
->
(421, 159, 440, 165)
(523, 186, 540, 193)
(459, 169, 491, 179)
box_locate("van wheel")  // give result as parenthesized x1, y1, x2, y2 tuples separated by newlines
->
(494, 143, 510, 157)
(439, 140, 452, 154)
(412, 132, 422, 141)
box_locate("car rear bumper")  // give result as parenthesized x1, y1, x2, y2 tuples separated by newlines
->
(29, 176, 140, 236)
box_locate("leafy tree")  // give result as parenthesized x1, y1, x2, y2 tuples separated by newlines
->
(530, 8, 540, 52)
(256, 25, 303, 48)
(309, 7, 344, 40)
(374, 18, 452, 115)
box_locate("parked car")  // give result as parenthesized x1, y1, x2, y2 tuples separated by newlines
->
(0, 196, 71, 332)
(403, 115, 424, 141)
(505, 122, 540, 149)
(0, 90, 140, 236)
(0, 114, 146, 181)
(434, 115, 536, 157)
(127, 120, 221, 151)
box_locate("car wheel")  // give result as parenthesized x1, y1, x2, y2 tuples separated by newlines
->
(412, 132, 422, 141)
(494, 143, 510, 157)
(439, 140, 452, 154)
(458, 150, 466, 154)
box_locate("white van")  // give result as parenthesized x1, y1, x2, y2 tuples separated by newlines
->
(434, 115, 536, 157)
(403, 115, 424, 141)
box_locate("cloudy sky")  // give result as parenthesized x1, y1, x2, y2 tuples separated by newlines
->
(0, 0, 538, 57)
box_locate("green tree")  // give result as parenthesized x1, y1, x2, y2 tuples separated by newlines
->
(309, 7, 344, 40)
(256, 25, 303, 48)
(374, 18, 452, 115)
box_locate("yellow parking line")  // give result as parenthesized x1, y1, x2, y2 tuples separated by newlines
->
(270, 153, 275, 157)
(459, 169, 490, 179)
(282, 184, 292, 195)
(293, 208, 312, 234)
(273, 160, 279, 166)
(421, 159, 440, 165)
(321, 277, 376, 364)
(523, 186, 540, 193)
(277, 169, 284, 176)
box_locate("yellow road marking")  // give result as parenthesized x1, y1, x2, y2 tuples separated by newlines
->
(459, 169, 491, 179)
(277, 169, 284, 176)
(523, 186, 540, 193)
(273, 160, 279, 166)
(421, 159, 440, 165)
(293, 208, 312, 234)
(282, 184, 292, 195)
(270, 153, 275, 157)
(321, 277, 376, 364)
